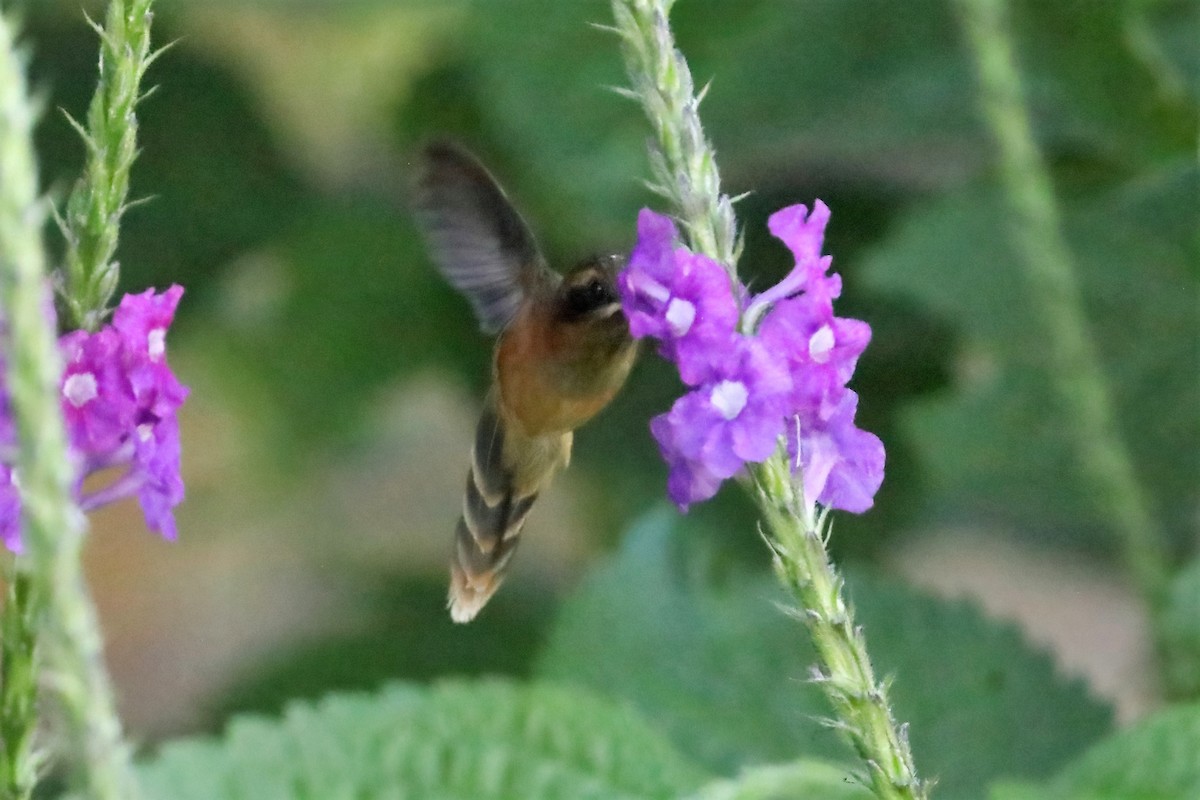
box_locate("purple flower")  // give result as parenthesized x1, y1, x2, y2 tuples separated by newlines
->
(113, 285, 183, 374)
(133, 413, 185, 540)
(60, 328, 135, 458)
(788, 390, 885, 513)
(620, 200, 885, 515)
(749, 201, 839, 316)
(617, 209, 677, 338)
(651, 417, 724, 510)
(618, 210, 740, 385)
(0, 466, 21, 553)
(758, 293, 871, 421)
(650, 336, 791, 510)
(1, 285, 189, 551)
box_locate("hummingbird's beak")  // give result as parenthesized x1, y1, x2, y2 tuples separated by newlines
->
(595, 301, 623, 319)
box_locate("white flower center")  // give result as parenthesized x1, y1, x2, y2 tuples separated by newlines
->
(632, 273, 671, 304)
(148, 328, 166, 361)
(665, 298, 696, 336)
(710, 380, 748, 421)
(137, 423, 154, 442)
(808, 324, 835, 363)
(63, 373, 98, 408)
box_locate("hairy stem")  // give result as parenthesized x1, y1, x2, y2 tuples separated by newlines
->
(60, 0, 158, 332)
(953, 0, 1171, 615)
(1, 571, 40, 800)
(612, 1, 927, 795)
(0, 13, 140, 800)
(756, 456, 924, 798)
(610, 0, 741, 274)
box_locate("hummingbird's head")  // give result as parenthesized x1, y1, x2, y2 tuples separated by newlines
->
(557, 254, 625, 324)
(549, 253, 634, 369)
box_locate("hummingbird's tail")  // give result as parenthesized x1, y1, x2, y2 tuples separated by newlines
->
(448, 396, 567, 623)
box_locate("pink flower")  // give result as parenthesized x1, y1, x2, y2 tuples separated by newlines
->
(651, 336, 792, 510)
(617, 210, 740, 385)
(0, 285, 189, 550)
(619, 201, 885, 514)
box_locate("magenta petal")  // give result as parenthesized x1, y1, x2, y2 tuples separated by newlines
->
(791, 390, 885, 514)
(730, 410, 786, 463)
(633, 209, 678, 279)
(113, 284, 184, 362)
(133, 414, 185, 540)
(652, 409, 728, 510)
(0, 466, 22, 553)
(830, 317, 872, 382)
(625, 200, 885, 516)
(767, 200, 831, 265)
(666, 459, 723, 512)
(819, 426, 885, 513)
(701, 426, 744, 479)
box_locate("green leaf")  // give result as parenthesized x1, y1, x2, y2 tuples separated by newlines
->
(1048, 702, 1200, 799)
(138, 680, 710, 799)
(1009, 0, 1198, 168)
(856, 166, 1200, 552)
(536, 509, 1112, 800)
(988, 703, 1200, 797)
(1163, 558, 1200, 699)
(988, 782, 1053, 800)
(688, 760, 874, 800)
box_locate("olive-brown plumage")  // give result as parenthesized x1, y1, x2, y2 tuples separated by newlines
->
(414, 143, 636, 622)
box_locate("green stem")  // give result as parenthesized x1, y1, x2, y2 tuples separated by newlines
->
(60, 0, 158, 332)
(1, 570, 40, 800)
(610, 0, 741, 274)
(953, 0, 1171, 614)
(0, 13, 140, 800)
(612, 1, 927, 795)
(756, 456, 925, 799)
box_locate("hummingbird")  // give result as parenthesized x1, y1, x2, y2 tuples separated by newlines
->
(414, 143, 637, 623)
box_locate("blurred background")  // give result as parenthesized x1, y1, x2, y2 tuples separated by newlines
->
(24, 0, 1197, 756)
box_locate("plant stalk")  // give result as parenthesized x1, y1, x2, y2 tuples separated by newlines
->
(953, 0, 1171, 616)
(0, 12, 140, 800)
(612, 1, 927, 795)
(1, 570, 40, 800)
(60, 0, 158, 332)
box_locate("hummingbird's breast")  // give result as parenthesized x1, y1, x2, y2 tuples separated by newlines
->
(494, 305, 635, 437)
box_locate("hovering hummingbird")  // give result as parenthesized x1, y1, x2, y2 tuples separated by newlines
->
(414, 143, 637, 623)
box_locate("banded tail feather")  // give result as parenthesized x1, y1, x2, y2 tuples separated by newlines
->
(448, 395, 567, 623)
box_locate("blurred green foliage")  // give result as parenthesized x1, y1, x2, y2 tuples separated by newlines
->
(23, 0, 1199, 786)
(31, 0, 1196, 548)
(137, 680, 710, 799)
(991, 701, 1200, 799)
(537, 509, 1112, 800)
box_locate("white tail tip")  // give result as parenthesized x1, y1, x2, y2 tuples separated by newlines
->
(448, 564, 502, 624)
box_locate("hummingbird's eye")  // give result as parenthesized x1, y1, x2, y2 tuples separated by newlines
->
(564, 278, 614, 318)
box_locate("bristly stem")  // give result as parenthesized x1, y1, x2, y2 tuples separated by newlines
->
(60, 0, 159, 333)
(953, 0, 1171, 615)
(0, 12, 141, 800)
(611, 1, 927, 796)
(1, 571, 40, 800)
(755, 457, 925, 799)
(609, 0, 741, 275)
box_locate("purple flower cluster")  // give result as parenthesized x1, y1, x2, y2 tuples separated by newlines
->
(1, 286, 188, 551)
(618, 206, 884, 512)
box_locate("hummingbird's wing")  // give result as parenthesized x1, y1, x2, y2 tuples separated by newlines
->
(414, 142, 554, 335)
